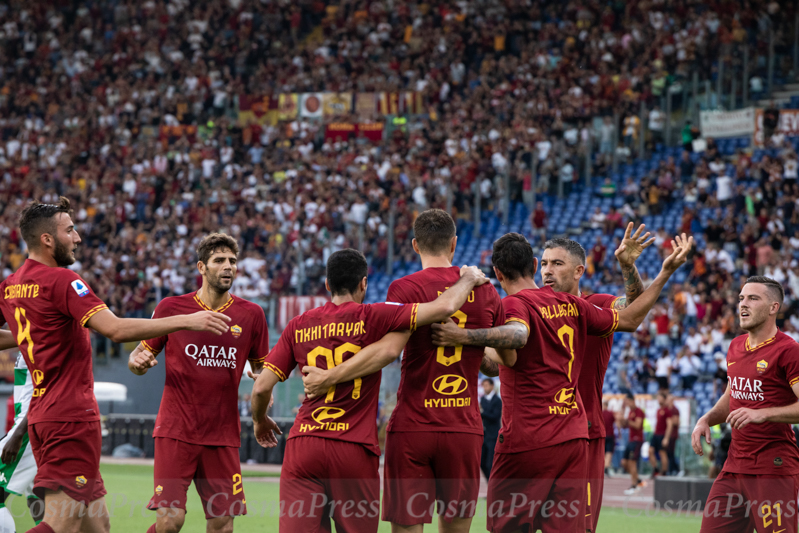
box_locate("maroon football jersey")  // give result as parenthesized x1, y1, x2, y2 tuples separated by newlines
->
(655, 405, 670, 435)
(602, 409, 615, 437)
(628, 407, 645, 442)
(724, 331, 799, 475)
(265, 301, 418, 455)
(0, 259, 108, 424)
(385, 266, 504, 435)
(580, 292, 618, 439)
(668, 405, 679, 439)
(496, 286, 618, 454)
(142, 292, 269, 447)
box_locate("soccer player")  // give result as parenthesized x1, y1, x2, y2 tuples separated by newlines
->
(0, 198, 231, 533)
(301, 208, 513, 532)
(649, 390, 675, 478)
(533, 224, 651, 531)
(431, 232, 692, 532)
(619, 393, 645, 495)
(692, 276, 799, 533)
(0, 352, 43, 529)
(602, 399, 616, 475)
(127, 233, 269, 533)
(249, 249, 489, 533)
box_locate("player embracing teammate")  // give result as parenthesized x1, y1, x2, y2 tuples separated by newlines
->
(0, 198, 231, 533)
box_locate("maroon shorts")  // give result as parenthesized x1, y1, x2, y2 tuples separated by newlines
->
(700, 470, 799, 533)
(28, 420, 106, 505)
(281, 436, 380, 533)
(382, 431, 482, 525)
(487, 438, 587, 533)
(147, 437, 246, 520)
(585, 437, 606, 532)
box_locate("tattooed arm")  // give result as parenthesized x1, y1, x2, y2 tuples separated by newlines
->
(613, 263, 646, 310)
(431, 321, 528, 349)
(613, 222, 655, 310)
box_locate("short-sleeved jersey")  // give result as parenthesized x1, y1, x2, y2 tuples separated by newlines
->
(142, 292, 269, 447)
(723, 331, 799, 475)
(655, 405, 670, 435)
(496, 286, 618, 454)
(579, 292, 618, 439)
(265, 300, 417, 455)
(628, 407, 645, 442)
(0, 259, 108, 425)
(385, 266, 504, 435)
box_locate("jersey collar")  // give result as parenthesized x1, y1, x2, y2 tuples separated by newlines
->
(745, 332, 778, 352)
(193, 292, 235, 313)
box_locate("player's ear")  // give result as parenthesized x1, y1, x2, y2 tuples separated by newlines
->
(197, 260, 205, 275)
(531, 257, 539, 275)
(449, 236, 457, 256)
(575, 264, 585, 279)
(324, 278, 331, 293)
(359, 277, 368, 293)
(493, 266, 503, 282)
(411, 238, 421, 255)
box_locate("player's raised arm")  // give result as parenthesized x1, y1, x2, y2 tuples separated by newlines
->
(612, 222, 654, 310)
(412, 265, 490, 325)
(615, 233, 694, 332)
(86, 308, 231, 343)
(692, 385, 731, 456)
(302, 331, 411, 399)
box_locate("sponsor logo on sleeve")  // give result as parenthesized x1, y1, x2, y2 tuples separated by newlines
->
(71, 280, 90, 297)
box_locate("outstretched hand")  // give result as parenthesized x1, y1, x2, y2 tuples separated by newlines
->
(662, 233, 694, 273)
(615, 222, 655, 267)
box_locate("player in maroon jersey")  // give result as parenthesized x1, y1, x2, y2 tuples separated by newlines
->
(534, 225, 651, 530)
(300, 208, 515, 532)
(249, 249, 490, 533)
(0, 198, 231, 533)
(619, 393, 645, 495)
(431, 231, 692, 532)
(126, 233, 269, 533)
(602, 400, 616, 475)
(649, 390, 675, 478)
(692, 277, 799, 533)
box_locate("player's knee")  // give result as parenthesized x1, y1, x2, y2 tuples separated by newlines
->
(207, 516, 234, 533)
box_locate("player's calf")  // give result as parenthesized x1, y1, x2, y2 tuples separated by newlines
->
(154, 507, 186, 533)
(206, 515, 234, 533)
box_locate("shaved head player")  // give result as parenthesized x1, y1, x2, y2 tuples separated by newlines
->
(0, 198, 231, 533)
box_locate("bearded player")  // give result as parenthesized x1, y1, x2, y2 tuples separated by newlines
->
(536, 226, 651, 530)
(301, 209, 516, 532)
(0, 198, 231, 533)
(432, 232, 692, 532)
(692, 277, 799, 533)
(250, 249, 490, 533)
(128, 233, 268, 533)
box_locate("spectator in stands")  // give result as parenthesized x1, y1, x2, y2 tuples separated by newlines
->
(530, 201, 548, 243)
(685, 327, 703, 355)
(676, 348, 701, 391)
(617, 355, 632, 396)
(655, 349, 673, 390)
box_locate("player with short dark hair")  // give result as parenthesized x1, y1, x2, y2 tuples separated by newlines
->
(536, 223, 652, 529)
(432, 231, 692, 532)
(0, 198, 231, 533)
(619, 393, 645, 495)
(250, 248, 490, 533)
(301, 209, 513, 532)
(128, 232, 267, 533)
(692, 276, 799, 533)
(649, 390, 674, 478)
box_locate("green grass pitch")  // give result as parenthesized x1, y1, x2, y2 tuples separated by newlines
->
(3, 464, 701, 531)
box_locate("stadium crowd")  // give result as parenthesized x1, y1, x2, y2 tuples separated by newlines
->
(0, 0, 795, 392)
